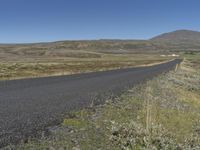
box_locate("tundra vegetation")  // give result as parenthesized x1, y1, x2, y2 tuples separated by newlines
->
(10, 53, 200, 149)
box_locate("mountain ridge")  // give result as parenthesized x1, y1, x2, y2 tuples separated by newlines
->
(151, 29, 200, 43)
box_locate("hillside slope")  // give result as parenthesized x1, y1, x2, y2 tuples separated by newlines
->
(151, 29, 200, 43)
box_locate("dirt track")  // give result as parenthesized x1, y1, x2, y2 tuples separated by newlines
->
(0, 59, 181, 147)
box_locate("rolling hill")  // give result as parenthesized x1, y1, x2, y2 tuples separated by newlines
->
(151, 29, 200, 43)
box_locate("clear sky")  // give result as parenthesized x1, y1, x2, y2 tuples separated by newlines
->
(0, 0, 200, 43)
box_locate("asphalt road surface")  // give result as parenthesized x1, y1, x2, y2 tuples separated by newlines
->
(0, 59, 181, 147)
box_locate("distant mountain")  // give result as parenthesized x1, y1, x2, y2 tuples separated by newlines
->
(0, 30, 200, 57)
(151, 30, 200, 43)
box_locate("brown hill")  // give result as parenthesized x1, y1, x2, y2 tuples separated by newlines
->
(151, 29, 200, 43)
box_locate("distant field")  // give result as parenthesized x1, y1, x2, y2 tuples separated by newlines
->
(0, 42, 179, 80)
(0, 53, 173, 80)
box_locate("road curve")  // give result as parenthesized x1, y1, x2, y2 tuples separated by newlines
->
(0, 59, 181, 147)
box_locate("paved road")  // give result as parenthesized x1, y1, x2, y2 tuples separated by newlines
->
(0, 59, 181, 147)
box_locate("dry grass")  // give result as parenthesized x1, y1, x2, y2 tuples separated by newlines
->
(0, 54, 171, 80)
